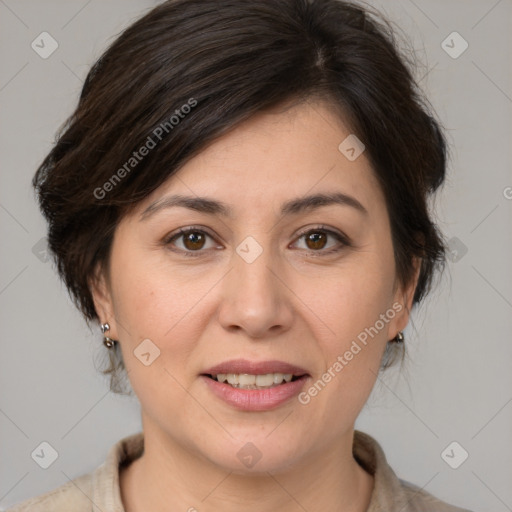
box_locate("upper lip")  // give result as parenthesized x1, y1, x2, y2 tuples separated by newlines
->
(202, 359, 309, 376)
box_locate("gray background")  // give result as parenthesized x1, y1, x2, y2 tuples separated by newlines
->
(1, 1, 511, 510)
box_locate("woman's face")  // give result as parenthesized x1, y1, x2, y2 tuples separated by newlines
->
(93, 99, 417, 473)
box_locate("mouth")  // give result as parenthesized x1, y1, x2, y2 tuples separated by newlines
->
(202, 372, 307, 390)
(200, 359, 310, 391)
(199, 370, 311, 411)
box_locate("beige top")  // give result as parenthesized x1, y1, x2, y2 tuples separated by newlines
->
(8, 430, 473, 512)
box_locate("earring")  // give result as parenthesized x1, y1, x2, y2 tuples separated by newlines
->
(391, 331, 404, 343)
(101, 322, 117, 349)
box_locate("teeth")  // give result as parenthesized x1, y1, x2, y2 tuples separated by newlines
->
(273, 372, 284, 384)
(256, 374, 275, 386)
(213, 373, 295, 389)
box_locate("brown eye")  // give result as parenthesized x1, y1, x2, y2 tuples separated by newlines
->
(304, 231, 328, 250)
(165, 227, 218, 256)
(293, 227, 349, 255)
(182, 231, 206, 250)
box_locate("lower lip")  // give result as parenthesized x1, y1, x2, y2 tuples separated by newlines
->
(200, 375, 309, 411)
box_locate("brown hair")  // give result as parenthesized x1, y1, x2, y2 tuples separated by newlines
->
(33, 0, 448, 394)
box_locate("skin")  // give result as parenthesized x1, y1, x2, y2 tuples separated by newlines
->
(91, 98, 419, 512)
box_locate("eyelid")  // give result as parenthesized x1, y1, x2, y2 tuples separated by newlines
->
(163, 225, 220, 249)
(293, 224, 350, 246)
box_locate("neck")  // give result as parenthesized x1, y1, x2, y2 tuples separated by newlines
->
(120, 422, 374, 512)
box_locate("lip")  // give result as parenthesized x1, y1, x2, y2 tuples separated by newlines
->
(200, 374, 310, 411)
(202, 358, 309, 377)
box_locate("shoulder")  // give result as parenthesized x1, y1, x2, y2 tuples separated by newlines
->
(7, 431, 144, 512)
(6, 473, 93, 512)
(353, 430, 475, 512)
(398, 478, 475, 512)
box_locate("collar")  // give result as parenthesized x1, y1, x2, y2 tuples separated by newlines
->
(89, 429, 446, 511)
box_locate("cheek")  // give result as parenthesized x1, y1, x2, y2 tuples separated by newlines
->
(312, 259, 395, 344)
(108, 244, 183, 338)
(313, 255, 396, 405)
(108, 248, 217, 373)
(299, 274, 394, 429)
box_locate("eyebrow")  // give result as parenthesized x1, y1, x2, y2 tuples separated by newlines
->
(139, 191, 368, 222)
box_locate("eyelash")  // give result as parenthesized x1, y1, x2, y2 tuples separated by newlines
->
(163, 225, 351, 258)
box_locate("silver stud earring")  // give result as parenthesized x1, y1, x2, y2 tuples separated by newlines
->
(392, 331, 404, 343)
(101, 322, 117, 349)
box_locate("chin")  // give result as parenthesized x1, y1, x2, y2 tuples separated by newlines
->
(199, 434, 304, 475)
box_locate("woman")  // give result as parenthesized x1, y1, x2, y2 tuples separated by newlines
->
(9, 0, 474, 510)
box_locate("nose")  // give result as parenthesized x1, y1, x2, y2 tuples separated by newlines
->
(217, 244, 294, 339)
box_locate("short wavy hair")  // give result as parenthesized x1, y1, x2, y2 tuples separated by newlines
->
(33, 0, 448, 394)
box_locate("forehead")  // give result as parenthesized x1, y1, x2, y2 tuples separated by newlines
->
(133, 100, 384, 220)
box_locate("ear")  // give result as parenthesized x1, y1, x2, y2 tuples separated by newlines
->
(389, 257, 422, 337)
(89, 262, 119, 339)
